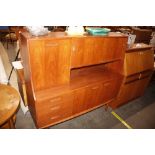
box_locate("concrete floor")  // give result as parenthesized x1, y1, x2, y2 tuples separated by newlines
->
(1, 41, 155, 129)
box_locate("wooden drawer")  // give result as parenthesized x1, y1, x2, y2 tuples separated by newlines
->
(114, 76, 151, 108)
(37, 96, 62, 112)
(124, 74, 139, 83)
(124, 70, 153, 84)
(125, 50, 154, 76)
(36, 92, 74, 127)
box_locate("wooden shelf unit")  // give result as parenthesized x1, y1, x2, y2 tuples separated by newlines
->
(19, 32, 128, 128)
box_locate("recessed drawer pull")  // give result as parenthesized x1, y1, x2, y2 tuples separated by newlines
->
(49, 97, 61, 103)
(72, 46, 76, 52)
(139, 74, 142, 79)
(50, 115, 60, 120)
(45, 43, 58, 47)
(104, 83, 110, 86)
(91, 86, 99, 90)
(50, 106, 61, 111)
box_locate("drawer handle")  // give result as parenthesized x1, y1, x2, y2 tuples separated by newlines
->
(50, 115, 60, 120)
(91, 86, 99, 90)
(50, 97, 61, 103)
(104, 83, 110, 86)
(72, 46, 76, 52)
(139, 74, 142, 79)
(139, 52, 144, 55)
(50, 106, 61, 111)
(45, 43, 58, 47)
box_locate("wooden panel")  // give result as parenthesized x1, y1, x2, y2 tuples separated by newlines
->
(103, 79, 121, 102)
(29, 39, 71, 91)
(124, 70, 153, 84)
(71, 38, 85, 67)
(36, 92, 74, 128)
(73, 79, 122, 115)
(71, 37, 127, 68)
(112, 80, 139, 108)
(125, 50, 154, 76)
(70, 65, 123, 90)
(19, 32, 127, 128)
(20, 34, 37, 121)
(124, 74, 140, 83)
(85, 83, 104, 109)
(134, 76, 151, 97)
(139, 50, 154, 71)
(72, 87, 88, 114)
(110, 76, 151, 108)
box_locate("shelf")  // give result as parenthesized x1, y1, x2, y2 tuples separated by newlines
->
(70, 65, 122, 88)
(35, 65, 123, 101)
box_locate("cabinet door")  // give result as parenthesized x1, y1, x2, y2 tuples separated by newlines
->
(134, 77, 151, 97)
(72, 79, 121, 114)
(29, 39, 71, 91)
(72, 84, 103, 114)
(112, 76, 151, 108)
(125, 50, 154, 76)
(85, 83, 104, 109)
(72, 87, 88, 114)
(115, 80, 139, 106)
(71, 37, 127, 68)
(139, 50, 154, 72)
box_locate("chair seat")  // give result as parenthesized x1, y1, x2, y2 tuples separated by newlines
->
(5, 33, 17, 41)
(0, 84, 20, 128)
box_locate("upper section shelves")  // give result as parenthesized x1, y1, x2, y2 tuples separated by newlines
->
(20, 32, 127, 92)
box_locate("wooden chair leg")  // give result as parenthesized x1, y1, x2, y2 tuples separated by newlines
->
(8, 118, 15, 129)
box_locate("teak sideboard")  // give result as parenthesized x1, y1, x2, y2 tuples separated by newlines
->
(19, 32, 153, 128)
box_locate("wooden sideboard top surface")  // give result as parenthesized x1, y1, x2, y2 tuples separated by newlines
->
(126, 43, 152, 52)
(21, 31, 127, 40)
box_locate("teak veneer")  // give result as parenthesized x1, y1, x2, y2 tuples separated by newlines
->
(19, 32, 132, 128)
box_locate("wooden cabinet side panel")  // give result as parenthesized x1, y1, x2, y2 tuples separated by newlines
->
(110, 76, 151, 109)
(20, 34, 37, 122)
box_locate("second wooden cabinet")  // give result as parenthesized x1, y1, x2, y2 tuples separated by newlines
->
(110, 44, 154, 109)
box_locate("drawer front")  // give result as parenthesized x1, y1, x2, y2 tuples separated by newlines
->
(125, 50, 154, 76)
(140, 70, 153, 79)
(36, 93, 74, 127)
(116, 76, 151, 107)
(124, 74, 139, 83)
(37, 96, 63, 113)
(125, 70, 153, 84)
